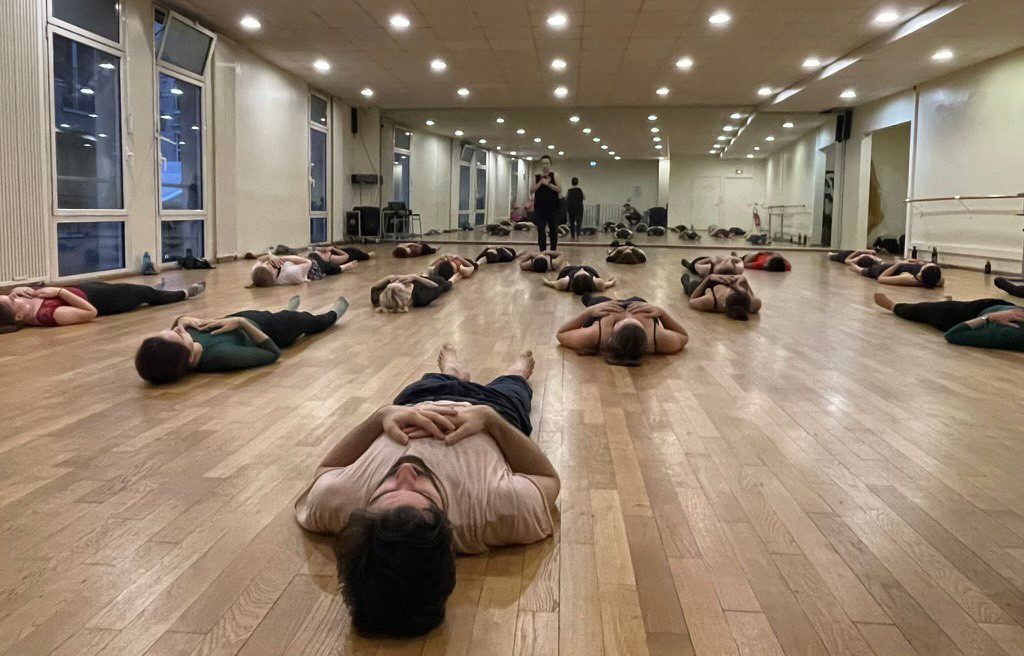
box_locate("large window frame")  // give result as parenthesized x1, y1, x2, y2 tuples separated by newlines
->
(46, 13, 130, 279)
(392, 129, 411, 208)
(309, 90, 331, 244)
(457, 145, 489, 227)
(154, 10, 217, 82)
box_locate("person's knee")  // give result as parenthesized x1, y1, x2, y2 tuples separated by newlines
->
(335, 507, 455, 637)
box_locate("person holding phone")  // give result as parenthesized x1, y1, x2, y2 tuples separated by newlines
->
(530, 155, 562, 251)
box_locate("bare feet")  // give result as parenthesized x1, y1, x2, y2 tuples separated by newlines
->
(185, 281, 206, 298)
(438, 343, 471, 381)
(508, 350, 535, 380)
(873, 292, 895, 312)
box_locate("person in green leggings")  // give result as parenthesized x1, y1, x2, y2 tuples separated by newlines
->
(874, 293, 1024, 351)
(134, 295, 348, 383)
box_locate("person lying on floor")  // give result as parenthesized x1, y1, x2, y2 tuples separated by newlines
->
(606, 244, 647, 265)
(681, 254, 744, 276)
(682, 273, 762, 320)
(995, 277, 1024, 299)
(312, 246, 374, 265)
(474, 246, 517, 265)
(134, 295, 348, 383)
(828, 249, 881, 265)
(542, 264, 616, 295)
(741, 251, 791, 272)
(849, 258, 943, 288)
(371, 274, 452, 313)
(874, 293, 1024, 351)
(427, 255, 477, 281)
(393, 242, 438, 258)
(251, 254, 356, 287)
(294, 344, 558, 637)
(517, 250, 562, 273)
(0, 280, 204, 333)
(555, 295, 688, 365)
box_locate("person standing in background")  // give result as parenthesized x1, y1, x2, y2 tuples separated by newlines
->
(567, 177, 585, 240)
(530, 155, 562, 251)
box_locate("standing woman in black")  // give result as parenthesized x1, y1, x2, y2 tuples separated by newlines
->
(530, 155, 562, 252)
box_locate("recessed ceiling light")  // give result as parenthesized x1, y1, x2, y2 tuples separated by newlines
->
(653, 137, 662, 142)
(590, 161, 597, 166)
(757, 86, 773, 97)
(932, 49, 954, 61)
(840, 89, 857, 99)
(496, 117, 505, 123)
(526, 156, 534, 161)
(708, 11, 731, 25)
(404, 132, 411, 136)
(650, 127, 660, 133)
(675, 57, 694, 70)
(717, 136, 728, 141)
(313, 59, 331, 72)
(746, 154, 754, 158)
(802, 56, 821, 69)
(547, 12, 568, 28)
(534, 137, 542, 142)
(510, 150, 517, 155)
(754, 146, 760, 151)
(425, 120, 435, 126)
(516, 128, 526, 135)
(655, 144, 663, 149)
(98, 133, 108, 138)
(609, 151, 615, 155)
(430, 58, 447, 72)
(874, 10, 899, 24)
(783, 121, 795, 128)
(708, 150, 716, 154)
(88, 113, 98, 118)
(600, 144, 608, 150)
(656, 86, 670, 96)
(548, 144, 555, 150)
(360, 88, 374, 97)
(558, 150, 564, 155)
(455, 130, 464, 136)
(553, 85, 569, 98)
(765, 135, 775, 141)
(724, 125, 735, 132)
(614, 156, 621, 160)
(478, 139, 487, 144)
(648, 115, 658, 121)
(83, 143, 91, 147)
(389, 14, 411, 29)
(457, 87, 470, 97)
(99, 62, 116, 70)
(239, 15, 262, 30)
(730, 112, 743, 120)
(569, 115, 580, 123)
(551, 58, 567, 71)
(593, 137, 600, 142)
(497, 146, 502, 150)
(178, 140, 186, 145)
(582, 128, 592, 134)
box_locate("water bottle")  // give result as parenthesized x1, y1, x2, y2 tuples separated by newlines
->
(911, 246, 918, 259)
(931, 247, 938, 263)
(984, 261, 992, 274)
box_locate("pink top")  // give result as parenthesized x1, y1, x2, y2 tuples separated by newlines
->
(35, 287, 87, 327)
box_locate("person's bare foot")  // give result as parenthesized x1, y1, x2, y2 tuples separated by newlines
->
(508, 350, 535, 380)
(873, 292, 895, 312)
(438, 343, 471, 381)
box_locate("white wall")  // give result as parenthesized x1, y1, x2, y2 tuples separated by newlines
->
(489, 152, 511, 222)
(668, 156, 767, 230)
(409, 131, 452, 232)
(765, 127, 832, 238)
(539, 159, 660, 208)
(867, 122, 911, 245)
(658, 158, 671, 207)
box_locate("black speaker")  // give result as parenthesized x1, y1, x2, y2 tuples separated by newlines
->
(351, 173, 381, 185)
(835, 109, 853, 142)
(351, 107, 358, 134)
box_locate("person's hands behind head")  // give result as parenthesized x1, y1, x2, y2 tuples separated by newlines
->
(381, 405, 458, 445)
(987, 309, 1024, 328)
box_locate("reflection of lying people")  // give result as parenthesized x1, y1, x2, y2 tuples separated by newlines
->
(741, 251, 791, 272)
(874, 293, 1024, 351)
(710, 227, 745, 238)
(294, 345, 559, 637)
(606, 243, 647, 265)
(681, 255, 744, 276)
(556, 295, 688, 366)
(682, 273, 761, 320)
(518, 250, 562, 273)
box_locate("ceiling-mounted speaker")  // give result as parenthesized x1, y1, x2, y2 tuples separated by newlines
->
(835, 109, 853, 143)
(351, 107, 358, 134)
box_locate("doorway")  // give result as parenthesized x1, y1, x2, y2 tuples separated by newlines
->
(865, 122, 911, 253)
(723, 176, 754, 229)
(817, 144, 839, 247)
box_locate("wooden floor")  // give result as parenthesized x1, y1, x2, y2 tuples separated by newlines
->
(2, 244, 1024, 656)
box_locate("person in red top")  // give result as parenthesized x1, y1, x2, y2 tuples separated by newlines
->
(741, 251, 791, 272)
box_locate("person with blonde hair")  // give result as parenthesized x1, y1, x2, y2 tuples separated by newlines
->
(371, 274, 452, 313)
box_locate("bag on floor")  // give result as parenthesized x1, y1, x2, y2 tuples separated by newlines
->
(177, 254, 214, 269)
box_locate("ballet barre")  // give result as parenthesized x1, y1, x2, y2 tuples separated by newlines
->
(905, 193, 1024, 274)
(763, 204, 806, 241)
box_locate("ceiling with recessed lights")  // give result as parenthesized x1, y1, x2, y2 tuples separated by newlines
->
(163, 0, 1024, 158)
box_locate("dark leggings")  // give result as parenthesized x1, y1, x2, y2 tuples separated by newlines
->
(568, 211, 583, 239)
(892, 298, 1008, 333)
(995, 277, 1024, 299)
(533, 209, 559, 252)
(681, 273, 704, 297)
(308, 252, 342, 275)
(338, 247, 371, 262)
(78, 281, 186, 316)
(583, 294, 645, 307)
(230, 309, 336, 348)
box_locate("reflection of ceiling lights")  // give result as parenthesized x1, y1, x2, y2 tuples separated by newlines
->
(99, 62, 115, 70)
(548, 144, 555, 150)
(160, 114, 171, 120)
(240, 15, 262, 31)
(191, 125, 199, 130)
(746, 154, 754, 158)
(653, 137, 662, 142)
(551, 58, 567, 71)
(709, 150, 716, 154)
(404, 131, 411, 136)
(546, 12, 568, 28)
(609, 151, 615, 155)
(59, 123, 70, 128)
(81, 88, 95, 95)
(730, 112, 742, 120)
(593, 137, 600, 142)
(478, 138, 486, 144)
(313, 59, 331, 72)
(754, 146, 760, 151)
(178, 141, 186, 145)
(389, 14, 411, 29)
(724, 126, 735, 131)
(600, 144, 608, 150)
(98, 133, 108, 138)
(717, 136, 728, 141)
(430, 58, 447, 72)
(553, 86, 569, 98)
(83, 143, 92, 147)
(675, 57, 694, 70)
(526, 156, 533, 161)
(655, 144, 663, 149)
(457, 87, 470, 97)
(89, 113, 98, 118)
(510, 150, 517, 155)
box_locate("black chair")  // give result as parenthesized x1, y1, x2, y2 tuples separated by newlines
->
(382, 201, 422, 240)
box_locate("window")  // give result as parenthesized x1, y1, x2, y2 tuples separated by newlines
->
(511, 160, 519, 210)
(52, 34, 123, 211)
(392, 130, 411, 208)
(458, 154, 472, 228)
(57, 221, 125, 276)
(456, 145, 488, 227)
(160, 220, 204, 263)
(52, 0, 120, 44)
(156, 13, 215, 78)
(158, 74, 203, 210)
(475, 158, 487, 226)
(309, 93, 330, 243)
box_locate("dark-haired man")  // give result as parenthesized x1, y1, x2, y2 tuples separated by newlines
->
(295, 345, 559, 637)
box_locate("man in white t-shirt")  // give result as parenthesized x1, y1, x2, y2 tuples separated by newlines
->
(294, 345, 559, 637)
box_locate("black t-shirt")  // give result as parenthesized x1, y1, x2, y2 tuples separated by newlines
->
(567, 187, 584, 212)
(534, 172, 560, 213)
(411, 275, 452, 307)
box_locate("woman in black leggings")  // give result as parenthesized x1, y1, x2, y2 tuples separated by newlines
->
(995, 277, 1024, 299)
(873, 293, 1017, 331)
(474, 246, 517, 265)
(0, 280, 204, 332)
(530, 155, 562, 252)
